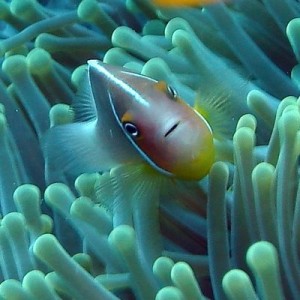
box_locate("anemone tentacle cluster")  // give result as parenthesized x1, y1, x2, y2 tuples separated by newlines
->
(0, 0, 300, 299)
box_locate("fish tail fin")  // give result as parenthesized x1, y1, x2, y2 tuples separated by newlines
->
(42, 121, 108, 178)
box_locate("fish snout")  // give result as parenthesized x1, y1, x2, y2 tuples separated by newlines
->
(164, 121, 180, 137)
(164, 118, 215, 180)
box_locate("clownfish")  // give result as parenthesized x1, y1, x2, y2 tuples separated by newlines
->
(44, 60, 227, 181)
(152, 0, 224, 7)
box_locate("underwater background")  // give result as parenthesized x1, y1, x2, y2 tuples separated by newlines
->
(0, 0, 300, 299)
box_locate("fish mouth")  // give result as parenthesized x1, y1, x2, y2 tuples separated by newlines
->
(164, 121, 180, 137)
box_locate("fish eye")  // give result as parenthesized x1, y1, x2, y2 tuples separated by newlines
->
(123, 122, 140, 137)
(166, 85, 178, 100)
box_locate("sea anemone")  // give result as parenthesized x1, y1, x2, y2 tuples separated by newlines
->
(0, 0, 300, 299)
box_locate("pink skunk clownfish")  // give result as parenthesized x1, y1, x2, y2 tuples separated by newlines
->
(44, 60, 224, 181)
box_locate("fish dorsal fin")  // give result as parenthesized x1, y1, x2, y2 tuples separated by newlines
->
(72, 67, 97, 122)
(194, 88, 233, 140)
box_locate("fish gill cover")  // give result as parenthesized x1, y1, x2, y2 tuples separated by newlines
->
(0, 0, 300, 299)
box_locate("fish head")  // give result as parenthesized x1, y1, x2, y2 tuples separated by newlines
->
(88, 60, 214, 180)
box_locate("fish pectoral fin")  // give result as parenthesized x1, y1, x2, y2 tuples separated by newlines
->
(94, 172, 116, 212)
(194, 87, 233, 140)
(95, 163, 165, 216)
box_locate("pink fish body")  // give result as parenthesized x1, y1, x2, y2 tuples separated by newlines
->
(44, 60, 214, 180)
